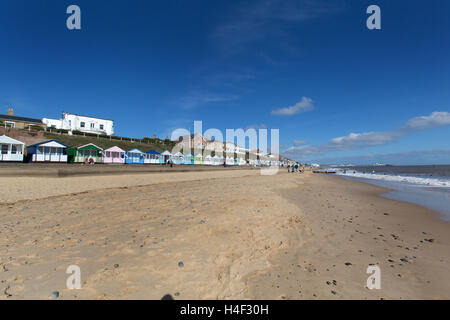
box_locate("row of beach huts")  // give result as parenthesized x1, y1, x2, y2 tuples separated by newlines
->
(0, 135, 278, 166)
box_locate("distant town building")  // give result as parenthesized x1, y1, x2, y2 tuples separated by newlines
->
(177, 133, 207, 150)
(42, 112, 114, 136)
(0, 108, 45, 130)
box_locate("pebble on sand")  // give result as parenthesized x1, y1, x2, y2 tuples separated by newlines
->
(178, 261, 184, 268)
(51, 291, 59, 298)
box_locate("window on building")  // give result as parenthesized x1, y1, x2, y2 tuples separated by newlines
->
(90, 123, 95, 129)
(5, 122, 15, 128)
(80, 122, 85, 128)
(1, 145, 8, 154)
(100, 124, 104, 130)
(11, 145, 17, 154)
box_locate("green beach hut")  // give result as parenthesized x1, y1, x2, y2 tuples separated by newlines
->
(68, 143, 103, 164)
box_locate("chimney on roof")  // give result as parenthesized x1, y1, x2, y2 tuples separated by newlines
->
(7, 108, 14, 116)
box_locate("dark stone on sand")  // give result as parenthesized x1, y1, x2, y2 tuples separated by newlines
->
(344, 262, 352, 266)
(114, 264, 119, 268)
(174, 292, 180, 296)
(178, 261, 184, 268)
(51, 291, 59, 298)
(161, 294, 174, 300)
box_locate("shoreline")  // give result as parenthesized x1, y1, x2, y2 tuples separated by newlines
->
(1, 171, 449, 299)
(334, 174, 450, 223)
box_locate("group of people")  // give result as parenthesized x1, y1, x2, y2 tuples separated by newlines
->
(287, 163, 302, 173)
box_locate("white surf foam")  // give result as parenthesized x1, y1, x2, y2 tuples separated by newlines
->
(335, 170, 450, 188)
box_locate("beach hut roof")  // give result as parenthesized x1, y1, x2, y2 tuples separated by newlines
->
(173, 151, 184, 156)
(28, 140, 68, 149)
(0, 135, 25, 145)
(146, 149, 160, 155)
(161, 150, 172, 156)
(204, 154, 212, 159)
(127, 148, 144, 154)
(104, 146, 126, 152)
(77, 143, 103, 151)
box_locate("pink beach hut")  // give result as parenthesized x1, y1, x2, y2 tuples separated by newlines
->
(102, 146, 125, 164)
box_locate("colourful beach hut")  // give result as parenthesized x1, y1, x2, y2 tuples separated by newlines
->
(0, 135, 25, 162)
(145, 150, 160, 164)
(226, 155, 235, 166)
(103, 146, 125, 164)
(184, 153, 194, 165)
(26, 140, 68, 163)
(125, 148, 144, 164)
(194, 153, 203, 165)
(68, 143, 103, 164)
(203, 154, 212, 165)
(172, 152, 184, 165)
(160, 150, 172, 164)
(212, 155, 222, 166)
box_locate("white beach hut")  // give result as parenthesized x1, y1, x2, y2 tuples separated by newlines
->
(172, 151, 184, 165)
(212, 155, 223, 166)
(0, 135, 25, 162)
(226, 155, 235, 166)
(26, 140, 69, 163)
(204, 154, 212, 165)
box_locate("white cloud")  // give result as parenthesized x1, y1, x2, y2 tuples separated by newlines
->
(405, 112, 450, 130)
(283, 111, 450, 159)
(271, 97, 314, 116)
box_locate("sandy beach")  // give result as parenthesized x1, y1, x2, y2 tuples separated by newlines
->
(1, 169, 449, 299)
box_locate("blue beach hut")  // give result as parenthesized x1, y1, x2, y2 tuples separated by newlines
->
(184, 153, 194, 165)
(145, 149, 160, 164)
(125, 148, 144, 164)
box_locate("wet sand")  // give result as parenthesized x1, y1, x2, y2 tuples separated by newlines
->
(0, 170, 449, 299)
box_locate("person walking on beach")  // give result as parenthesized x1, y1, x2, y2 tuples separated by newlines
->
(291, 164, 295, 173)
(295, 163, 299, 172)
(288, 165, 290, 173)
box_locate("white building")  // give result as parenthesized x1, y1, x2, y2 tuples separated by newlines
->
(42, 112, 114, 136)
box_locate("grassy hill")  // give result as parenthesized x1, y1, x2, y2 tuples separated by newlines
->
(43, 132, 175, 152)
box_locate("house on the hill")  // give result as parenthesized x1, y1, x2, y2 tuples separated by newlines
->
(0, 135, 25, 162)
(43, 112, 114, 136)
(0, 109, 45, 130)
(26, 140, 68, 163)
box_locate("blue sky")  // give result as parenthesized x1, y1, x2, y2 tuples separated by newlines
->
(1, 0, 449, 164)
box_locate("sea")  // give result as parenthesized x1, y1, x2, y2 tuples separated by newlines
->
(328, 165, 450, 222)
